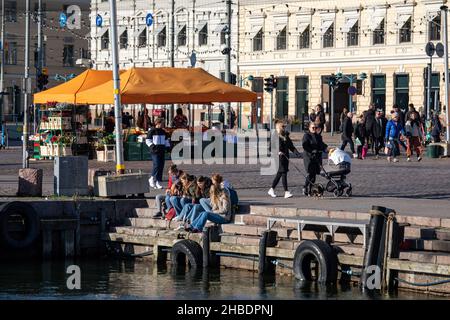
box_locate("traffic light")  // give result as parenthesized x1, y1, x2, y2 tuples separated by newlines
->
(37, 73, 49, 91)
(264, 75, 277, 92)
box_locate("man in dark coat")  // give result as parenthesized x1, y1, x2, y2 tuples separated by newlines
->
(302, 122, 328, 196)
(364, 104, 376, 151)
(340, 112, 357, 158)
(372, 109, 387, 159)
(314, 104, 326, 134)
(268, 121, 301, 199)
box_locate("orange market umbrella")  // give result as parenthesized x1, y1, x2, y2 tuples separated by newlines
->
(33, 69, 113, 104)
(75, 67, 258, 105)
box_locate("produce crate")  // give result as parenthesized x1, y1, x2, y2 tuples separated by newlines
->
(124, 142, 142, 161)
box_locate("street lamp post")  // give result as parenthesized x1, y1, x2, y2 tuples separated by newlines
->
(442, 5, 450, 143)
(239, 74, 253, 129)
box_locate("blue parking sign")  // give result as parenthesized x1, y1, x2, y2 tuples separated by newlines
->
(146, 13, 153, 27)
(59, 12, 67, 27)
(96, 14, 103, 27)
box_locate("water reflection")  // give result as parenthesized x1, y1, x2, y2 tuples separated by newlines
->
(0, 258, 433, 300)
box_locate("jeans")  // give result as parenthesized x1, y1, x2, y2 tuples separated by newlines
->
(199, 198, 212, 211)
(340, 137, 355, 154)
(155, 193, 166, 213)
(165, 194, 172, 210)
(170, 196, 183, 215)
(151, 152, 165, 182)
(178, 203, 204, 222)
(271, 172, 288, 191)
(191, 211, 229, 231)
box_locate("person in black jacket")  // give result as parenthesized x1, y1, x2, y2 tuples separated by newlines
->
(314, 104, 326, 134)
(364, 104, 376, 152)
(302, 122, 328, 196)
(355, 114, 367, 159)
(268, 121, 301, 199)
(340, 112, 357, 158)
(372, 109, 387, 159)
(146, 117, 171, 190)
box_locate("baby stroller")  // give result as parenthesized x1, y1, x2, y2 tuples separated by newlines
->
(320, 148, 352, 197)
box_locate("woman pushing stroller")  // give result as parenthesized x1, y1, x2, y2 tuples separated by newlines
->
(302, 122, 328, 196)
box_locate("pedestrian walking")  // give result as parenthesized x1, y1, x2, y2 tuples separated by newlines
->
(340, 112, 357, 158)
(431, 113, 443, 143)
(146, 117, 171, 189)
(364, 104, 376, 153)
(302, 122, 328, 196)
(372, 109, 387, 159)
(405, 112, 424, 162)
(339, 107, 348, 132)
(355, 114, 367, 159)
(268, 121, 301, 199)
(385, 112, 405, 163)
(314, 104, 326, 134)
(405, 104, 420, 124)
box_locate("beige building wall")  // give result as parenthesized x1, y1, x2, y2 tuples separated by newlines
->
(238, 0, 448, 129)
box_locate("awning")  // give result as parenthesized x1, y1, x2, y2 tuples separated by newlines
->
(176, 23, 186, 34)
(154, 24, 166, 34)
(320, 20, 334, 35)
(134, 26, 146, 37)
(298, 22, 310, 34)
(214, 23, 227, 33)
(249, 26, 262, 38)
(33, 69, 113, 104)
(118, 27, 127, 36)
(196, 21, 207, 32)
(397, 14, 411, 29)
(342, 18, 358, 33)
(370, 16, 385, 30)
(274, 23, 287, 35)
(75, 67, 258, 105)
(98, 27, 108, 37)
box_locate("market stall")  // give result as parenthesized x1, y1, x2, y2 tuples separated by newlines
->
(33, 67, 258, 161)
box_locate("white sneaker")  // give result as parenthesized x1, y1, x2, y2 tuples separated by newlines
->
(393, 158, 399, 163)
(284, 191, 293, 199)
(268, 188, 277, 198)
(353, 153, 358, 159)
(407, 157, 411, 162)
(155, 181, 163, 189)
(387, 157, 392, 162)
(417, 156, 422, 162)
(175, 224, 184, 231)
(149, 176, 155, 188)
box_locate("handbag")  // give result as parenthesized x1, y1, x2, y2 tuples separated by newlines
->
(165, 207, 176, 221)
(355, 138, 362, 146)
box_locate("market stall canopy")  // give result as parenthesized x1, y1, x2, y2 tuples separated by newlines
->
(75, 67, 258, 105)
(33, 69, 113, 104)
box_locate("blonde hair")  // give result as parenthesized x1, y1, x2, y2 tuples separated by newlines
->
(210, 174, 224, 207)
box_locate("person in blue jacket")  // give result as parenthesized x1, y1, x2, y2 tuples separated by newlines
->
(385, 112, 405, 163)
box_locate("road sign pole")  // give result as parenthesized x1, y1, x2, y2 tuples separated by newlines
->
(442, 5, 450, 142)
(427, 60, 432, 120)
(109, 0, 125, 174)
(331, 86, 335, 136)
(270, 90, 274, 131)
(22, 0, 30, 168)
(349, 76, 353, 113)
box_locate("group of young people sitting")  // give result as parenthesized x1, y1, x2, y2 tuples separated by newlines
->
(153, 165, 236, 233)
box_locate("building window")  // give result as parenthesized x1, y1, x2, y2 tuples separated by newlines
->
(276, 77, 289, 119)
(119, 29, 128, 49)
(5, 1, 17, 22)
(63, 44, 74, 67)
(178, 26, 186, 46)
(199, 24, 208, 46)
(276, 27, 287, 50)
(347, 20, 359, 47)
(295, 76, 309, 120)
(394, 74, 409, 110)
(253, 29, 263, 51)
(299, 26, 310, 49)
(80, 47, 89, 59)
(5, 42, 17, 65)
(138, 30, 147, 48)
(372, 74, 386, 111)
(373, 18, 385, 45)
(323, 22, 334, 48)
(220, 28, 227, 45)
(158, 26, 167, 47)
(101, 30, 109, 50)
(429, 13, 441, 41)
(399, 17, 412, 43)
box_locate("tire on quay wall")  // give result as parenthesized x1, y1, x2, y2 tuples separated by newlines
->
(171, 239, 203, 270)
(293, 240, 338, 283)
(0, 201, 40, 250)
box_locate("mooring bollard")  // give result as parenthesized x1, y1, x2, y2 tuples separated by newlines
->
(202, 225, 220, 268)
(258, 230, 278, 275)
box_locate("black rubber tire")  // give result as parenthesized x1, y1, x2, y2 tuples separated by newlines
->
(171, 239, 203, 269)
(345, 185, 352, 197)
(0, 201, 40, 250)
(293, 240, 338, 283)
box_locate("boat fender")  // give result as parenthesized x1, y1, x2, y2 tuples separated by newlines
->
(293, 240, 338, 283)
(171, 239, 203, 269)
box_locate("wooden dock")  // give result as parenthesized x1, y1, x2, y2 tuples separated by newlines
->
(103, 203, 450, 296)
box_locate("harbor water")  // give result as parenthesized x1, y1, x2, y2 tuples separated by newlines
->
(0, 259, 436, 300)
